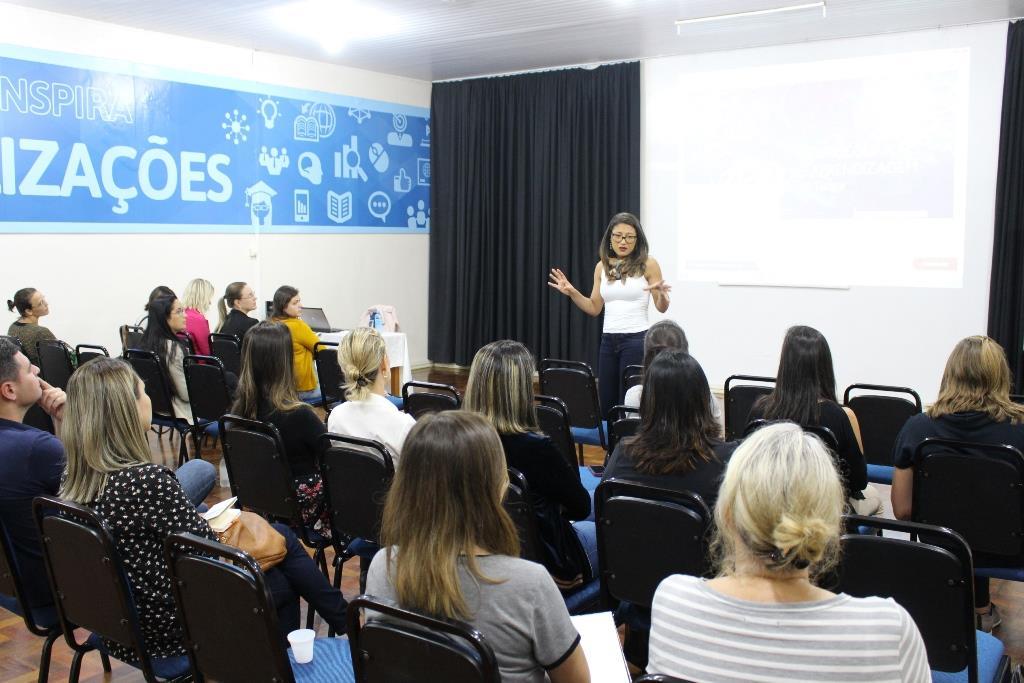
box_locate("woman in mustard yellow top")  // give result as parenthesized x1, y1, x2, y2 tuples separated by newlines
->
(270, 285, 321, 403)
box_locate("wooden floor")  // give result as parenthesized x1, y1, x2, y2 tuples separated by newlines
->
(3, 366, 1023, 680)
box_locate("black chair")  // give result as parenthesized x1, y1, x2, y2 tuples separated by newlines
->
(125, 348, 191, 465)
(723, 374, 775, 441)
(32, 495, 186, 683)
(208, 332, 242, 377)
(2, 333, 25, 353)
(119, 324, 144, 356)
(401, 380, 461, 419)
(836, 515, 1010, 683)
(22, 405, 55, 434)
(220, 415, 332, 584)
(745, 419, 848, 492)
(0, 518, 76, 683)
(317, 433, 395, 593)
(606, 404, 641, 457)
(36, 339, 75, 391)
(164, 532, 353, 683)
(535, 394, 578, 470)
(314, 341, 344, 418)
(843, 383, 922, 484)
(347, 594, 500, 683)
(538, 358, 606, 461)
(183, 354, 231, 450)
(74, 344, 109, 366)
(622, 363, 644, 392)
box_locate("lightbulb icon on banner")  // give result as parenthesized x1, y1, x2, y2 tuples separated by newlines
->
(258, 96, 280, 129)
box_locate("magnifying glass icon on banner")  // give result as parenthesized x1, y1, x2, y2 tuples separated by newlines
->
(342, 135, 368, 182)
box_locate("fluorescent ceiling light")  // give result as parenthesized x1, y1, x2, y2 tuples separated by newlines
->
(269, 0, 403, 54)
(676, 1, 826, 28)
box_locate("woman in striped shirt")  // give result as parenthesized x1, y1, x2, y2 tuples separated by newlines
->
(647, 422, 929, 683)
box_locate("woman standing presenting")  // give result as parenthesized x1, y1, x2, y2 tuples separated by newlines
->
(549, 212, 671, 416)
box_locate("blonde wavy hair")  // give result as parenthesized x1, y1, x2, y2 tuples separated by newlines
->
(929, 336, 1024, 423)
(182, 278, 215, 314)
(338, 327, 387, 401)
(463, 340, 539, 434)
(380, 411, 519, 620)
(713, 421, 843, 579)
(60, 358, 152, 503)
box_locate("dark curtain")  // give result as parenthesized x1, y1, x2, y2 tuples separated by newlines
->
(989, 21, 1024, 390)
(428, 62, 641, 367)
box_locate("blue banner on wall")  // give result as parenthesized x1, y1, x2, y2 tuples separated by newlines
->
(0, 46, 430, 233)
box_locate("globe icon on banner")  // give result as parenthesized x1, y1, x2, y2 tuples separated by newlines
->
(309, 103, 336, 139)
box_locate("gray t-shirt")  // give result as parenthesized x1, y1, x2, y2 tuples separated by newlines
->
(366, 550, 581, 683)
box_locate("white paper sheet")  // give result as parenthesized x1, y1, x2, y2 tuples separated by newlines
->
(570, 612, 630, 683)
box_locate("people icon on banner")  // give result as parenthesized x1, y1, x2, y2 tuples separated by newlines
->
(407, 200, 429, 229)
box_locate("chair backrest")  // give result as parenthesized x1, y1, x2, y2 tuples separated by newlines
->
(314, 341, 344, 410)
(124, 348, 177, 419)
(836, 515, 978, 678)
(606, 405, 640, 455)
(208, 333, 242, 377)
(165, 532, 296, 683)
(348, 595, 500, 683)
(183, 355, 232, 424)
(534, 395, 577, 470)
(723, 374, 775, 441)
(622, 364, 644, 392)
(74, 344, 109, 366)
(0, 518, 49, 637)
(503, 468, 545, 564)
(32, 495, 159, 680)
(912, 437, 1024, 563)
(36, 339, 75, 391)
(119, 324, 144, 356)
(538, 359, 603, 428)
(401, 381, 461, 419)
(220, 415, 302, 524)
(746, 419, 847, 488)
(843, 384, 922, 467)
(595, 478, 711, 609)
(1, 334, 25, 353)
(318, 433, 395, 546)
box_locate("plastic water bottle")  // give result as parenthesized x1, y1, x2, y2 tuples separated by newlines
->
(372, 310, 384, 332)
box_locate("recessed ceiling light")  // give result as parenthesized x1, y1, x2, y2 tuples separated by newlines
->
(269, 0, 403, 54)
(676, 1, 826, 29)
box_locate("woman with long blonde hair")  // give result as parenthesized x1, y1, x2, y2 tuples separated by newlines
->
(182, 278, 215, 356)
(891, 335, 1024, 631)
(366, 411, 590, 683)
(647, 422, 928, 682)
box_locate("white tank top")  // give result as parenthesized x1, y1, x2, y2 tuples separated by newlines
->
(600, 271, 650, 333)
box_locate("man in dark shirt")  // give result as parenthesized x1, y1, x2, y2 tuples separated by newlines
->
(0, 337, 67, 610)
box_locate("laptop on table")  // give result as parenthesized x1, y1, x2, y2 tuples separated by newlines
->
(300, 307, 343, 334)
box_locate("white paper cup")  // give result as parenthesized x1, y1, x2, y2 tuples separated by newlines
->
(287, 628, 316, 664)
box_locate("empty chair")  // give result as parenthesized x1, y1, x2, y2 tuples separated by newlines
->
(539, 357, 607, 455)
(314, 341, 344, 413)
(74, 343, 109, 366)
(208, 332, 242, 377)
(723, 374, 775, 441)
(125, 348, 192, 465)
(606, 404, 640, 456)
(837, 515, 1010, 683)
(32, 495, 186, 683)
(844, 383, 922, 484)
(119, 324, 144, 355)
(347, 595, 499, 683)
(535, 394, 578, 470)
(622, 363, 644, 392)
(401, 380, 460, 419)
(164, 531, 354, 683)
(183, 354, 231, 448)
(36, 339, 74, 390)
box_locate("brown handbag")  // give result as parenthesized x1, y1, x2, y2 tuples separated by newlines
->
(217, 510, 288, 571)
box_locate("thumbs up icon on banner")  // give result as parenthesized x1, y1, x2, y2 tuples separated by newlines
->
(394, 168, 413, 194)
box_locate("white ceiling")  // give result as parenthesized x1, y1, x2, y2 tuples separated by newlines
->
(5, 0, 1024, 81)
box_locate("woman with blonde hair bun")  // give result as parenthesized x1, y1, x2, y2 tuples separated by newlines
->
(327, 327, 415, 459)
(647, 422, 929, 682)
(182, 278, 216, 356)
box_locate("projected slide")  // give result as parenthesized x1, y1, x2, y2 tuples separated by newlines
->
(655, 48, 969, 288)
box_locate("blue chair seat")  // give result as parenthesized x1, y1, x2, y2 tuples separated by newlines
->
(975, 566, 1024, 581)
(197, 419, 219, 436)
(0, 593, 59, 629)
(151, 414, 188, 432)
(287, 637, 355, 683)
(86, 633, 191, 679)
(930, 630, 1005, 682)
(866, 464, 893, 484)
(385, 395, 404, 410)
(570, 422, 607, 447)
(562, 579, 601, 614)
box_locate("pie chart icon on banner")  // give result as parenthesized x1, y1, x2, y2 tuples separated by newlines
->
(368, 142, 389, 173)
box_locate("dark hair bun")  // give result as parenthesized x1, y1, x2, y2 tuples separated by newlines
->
(6, 300, 14, 313)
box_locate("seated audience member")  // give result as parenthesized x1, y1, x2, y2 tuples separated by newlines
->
(623, 320, 721, 422)
(270, 285, 320, 403)
(327, 327, 415, 459)
(231, 321, 329, 532)
(217, 281, 259, 339)
(135, 285, 176, 328)
(464, 340, 596, 588)
(748, 325, 880, 515)
(647, 422, 929, 682)
(59, 357, 347, 660)
(182, 278, 215, 356)
(139, 295, 193, 423)
(6, 288, 55, 366)
(366, 411, 590, 683)
(603, 350, 735, 509)
(891, 335, 1024, 632)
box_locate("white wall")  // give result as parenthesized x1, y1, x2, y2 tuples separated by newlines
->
(641, 23, 1008, 403)
(0, 3, 432, 365)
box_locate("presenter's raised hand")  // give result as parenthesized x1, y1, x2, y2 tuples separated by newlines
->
(548, 268, 578, 297)
(643, 280, 672, 295)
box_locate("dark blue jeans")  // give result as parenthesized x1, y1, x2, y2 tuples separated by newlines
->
(598, 331, 646, 417)
(265, 523, 347, 638)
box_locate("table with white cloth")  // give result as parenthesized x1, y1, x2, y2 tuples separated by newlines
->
(317, 330, 412, 396)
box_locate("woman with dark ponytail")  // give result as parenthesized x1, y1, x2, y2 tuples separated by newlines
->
(216, 281, 259, 339)
(7, 288, 56, 366)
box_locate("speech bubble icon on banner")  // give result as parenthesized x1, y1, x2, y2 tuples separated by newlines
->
(368, 191, 391, 223)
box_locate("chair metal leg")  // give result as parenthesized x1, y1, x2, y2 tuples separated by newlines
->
(577, 443, 584, 466)
(68, 649, 86, 683)
(36, 631, 60, 683)
(100, 650, 112, 672)
(178, 429, 189, 467)
(305, 602, 317, 630)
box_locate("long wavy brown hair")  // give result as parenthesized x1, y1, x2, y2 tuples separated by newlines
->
(380, 411, 520, 620)
(598, 212, 649, 282)
(929, 336, 1024, 423)
(231, 321, 303, 418)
